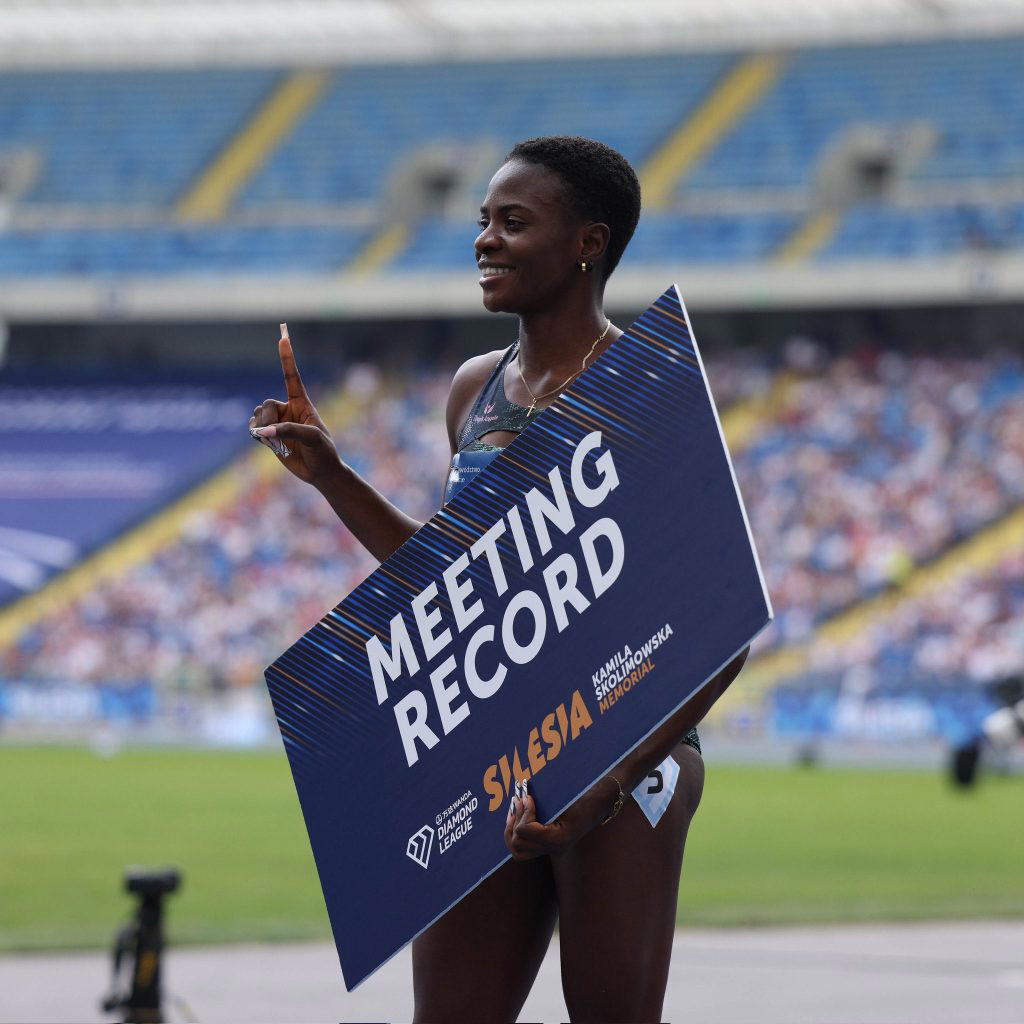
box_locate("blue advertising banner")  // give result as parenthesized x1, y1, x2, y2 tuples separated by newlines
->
(265, 286, 772, 990)
(771, 681, 999, 744)
(0, 375, 278, 606)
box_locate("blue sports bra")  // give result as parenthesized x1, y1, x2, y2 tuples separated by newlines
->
(443, 341, 538, 505)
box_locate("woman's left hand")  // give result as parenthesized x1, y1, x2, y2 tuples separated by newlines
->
(504, 776, 619, 860)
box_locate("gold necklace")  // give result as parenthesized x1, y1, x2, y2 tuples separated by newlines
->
(516, 320, 612, 416)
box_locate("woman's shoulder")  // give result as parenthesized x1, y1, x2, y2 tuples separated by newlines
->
(451, 347, 508, 386)
(444, 347, 510, 451)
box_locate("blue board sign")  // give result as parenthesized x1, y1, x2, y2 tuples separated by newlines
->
(264, 286, 772, 989)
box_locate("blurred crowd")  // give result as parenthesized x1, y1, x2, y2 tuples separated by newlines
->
(0, 363, 449, 708)
(2, 341, 1022, 716)
(802, 548, 1023, 690)
(742, 340, 1024, 651)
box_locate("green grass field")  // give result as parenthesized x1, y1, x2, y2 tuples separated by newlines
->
(1, 746, 1022, 951)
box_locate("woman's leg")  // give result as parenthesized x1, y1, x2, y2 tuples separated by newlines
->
(412, 853, 557, 1023)
(552, 743, 705, 1024)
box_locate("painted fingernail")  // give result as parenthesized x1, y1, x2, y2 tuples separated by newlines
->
(252, 425, 277, 438)
(280, 322, 289, 339)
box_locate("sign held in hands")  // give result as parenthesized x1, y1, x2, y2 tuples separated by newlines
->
(264, 286, 772, 989)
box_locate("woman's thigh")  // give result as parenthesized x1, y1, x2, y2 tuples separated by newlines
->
(551, 744, 705, 1024)
(412, 852, 558, 1023)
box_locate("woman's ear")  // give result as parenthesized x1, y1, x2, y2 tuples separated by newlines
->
(580, 222, 611, 264)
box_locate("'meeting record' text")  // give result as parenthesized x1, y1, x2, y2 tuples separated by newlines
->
(364, 430, 624, 767)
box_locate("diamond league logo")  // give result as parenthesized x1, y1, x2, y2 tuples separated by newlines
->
(406, 825, 434, 869)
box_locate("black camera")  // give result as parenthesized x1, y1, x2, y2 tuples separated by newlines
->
(124, 868, 181, 898)
(102, 866, 183, 1022)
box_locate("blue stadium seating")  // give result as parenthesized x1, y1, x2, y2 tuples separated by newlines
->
(238, 54, 733, 206)
(0, 70, 278, 204)
(623, 210, 800, 264)
(818, 201, 1024, 260)
(683, 38, 1024, 193)
(1, 40, 1023, 274)
(0, 224, 367, 275)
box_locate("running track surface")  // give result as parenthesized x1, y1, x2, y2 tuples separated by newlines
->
(3, 921, 1022, 1023)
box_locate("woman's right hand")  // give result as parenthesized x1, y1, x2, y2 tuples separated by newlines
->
(249, 325, 343, 488)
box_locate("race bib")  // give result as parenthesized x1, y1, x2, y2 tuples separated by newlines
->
(632, 755, 679, 828)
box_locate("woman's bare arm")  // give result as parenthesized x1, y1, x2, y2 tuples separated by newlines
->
(252, 334, 500, 564)
(250, 326, 423, 562)
(315, 465, 423, 563)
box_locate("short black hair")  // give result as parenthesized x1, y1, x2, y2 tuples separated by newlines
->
(505, 136, 641, 281)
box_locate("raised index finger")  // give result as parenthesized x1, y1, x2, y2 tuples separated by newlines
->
(278, 325, 308, 402)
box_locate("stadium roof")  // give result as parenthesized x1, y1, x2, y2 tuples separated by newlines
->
(1, 0, 1022, 69)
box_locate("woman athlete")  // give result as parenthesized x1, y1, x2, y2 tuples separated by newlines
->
(251, 135, 748, 1023)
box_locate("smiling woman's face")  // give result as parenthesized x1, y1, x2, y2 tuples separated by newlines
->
(474, 159, 584, 315)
